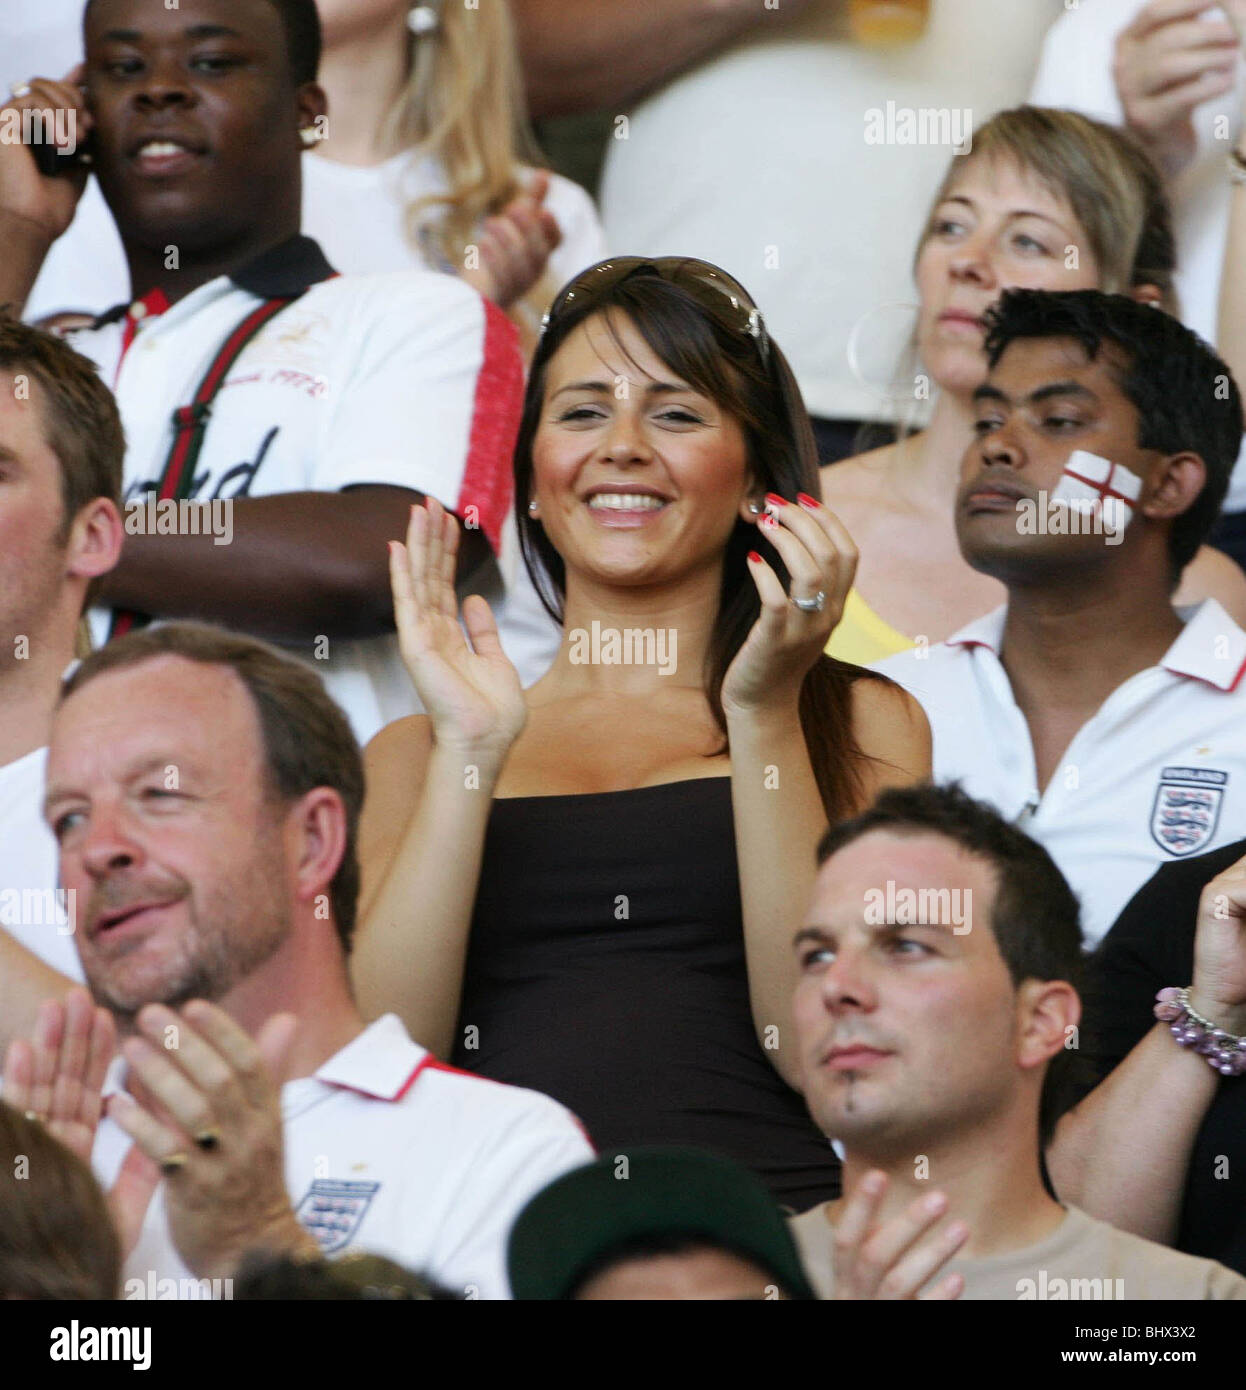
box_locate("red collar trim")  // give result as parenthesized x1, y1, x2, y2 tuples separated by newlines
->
(117, 288, 172, 373)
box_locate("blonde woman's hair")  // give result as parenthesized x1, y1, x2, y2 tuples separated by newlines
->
(866, 105, 1179, 448)
(384, 0, 557, 339)
(917, 106, 1177, 312)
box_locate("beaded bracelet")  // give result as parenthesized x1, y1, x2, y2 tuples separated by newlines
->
(1154, 987, 1246, 1076)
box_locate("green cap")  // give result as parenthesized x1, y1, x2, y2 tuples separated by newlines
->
(507, 1147, 816, 1300)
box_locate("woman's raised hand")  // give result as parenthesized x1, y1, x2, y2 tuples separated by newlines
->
(389, 498, 527, 762)
(721, 491, 857, 719)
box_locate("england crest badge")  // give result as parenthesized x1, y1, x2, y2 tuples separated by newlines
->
(1150, 767, 1228, 857)
(295, 1179, 380, 1254)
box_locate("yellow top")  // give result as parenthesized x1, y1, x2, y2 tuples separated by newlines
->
(826, 587, 915, 665)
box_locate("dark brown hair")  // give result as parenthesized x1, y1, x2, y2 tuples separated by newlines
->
(817, 781, 1086, 1144)
(61, 623, 363, 951)
(516, 267, 889, 823)
(0, 1100, 120, 1299)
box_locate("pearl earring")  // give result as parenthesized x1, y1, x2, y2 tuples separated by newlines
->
(528, 500, 539, 515)
(299, 126, 319, 148)
(407, 5, 440, 36)
(747, 500, 762, 515)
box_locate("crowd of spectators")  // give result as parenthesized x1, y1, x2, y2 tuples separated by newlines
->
(2, 0, 1246, 1305)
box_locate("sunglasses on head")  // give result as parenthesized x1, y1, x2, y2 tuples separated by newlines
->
(539, 257, 771, 368)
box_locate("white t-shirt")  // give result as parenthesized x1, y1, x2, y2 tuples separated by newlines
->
(0, 746, 82, 981)
(67, 246, 523, 745)
(875, 600, 1246, 948)
(599, 0, 1063, 423)
(301, 150, 608, 292)
(791, 1201, 1246, 1299)
(92, 1014, 594, 1300)
(1030, 1, 1246, 512)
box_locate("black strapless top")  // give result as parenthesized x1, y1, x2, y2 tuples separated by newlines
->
(450, 777, 840, 1210)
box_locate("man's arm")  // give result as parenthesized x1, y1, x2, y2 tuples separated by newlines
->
(1048, 1024, 1218, 1244)
(0, 930, 77, 1054)
(93, 486, 492, 643)
(511, 0, 817, 119)
(1216, 7, 1246, 407)
(1047, 852, 1246, 1245)
(0, 214, 55, 317)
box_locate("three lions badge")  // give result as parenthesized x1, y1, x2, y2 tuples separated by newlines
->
(1150, 767, 1228, 857)
(295, 1179, 380, 1254)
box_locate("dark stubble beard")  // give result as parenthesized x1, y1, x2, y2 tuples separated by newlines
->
(87, 851, 293, 1035)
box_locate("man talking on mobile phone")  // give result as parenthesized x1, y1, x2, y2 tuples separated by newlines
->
(0, 0, 524, 747)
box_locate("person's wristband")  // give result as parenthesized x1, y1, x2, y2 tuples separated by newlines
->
(1154, 987, 1246, 1075)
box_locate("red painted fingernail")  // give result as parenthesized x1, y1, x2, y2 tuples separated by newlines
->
(765, 492, 786, 508)
(760, 513, 778, 528)
(797, 492, 819, 509)
(747, 550, 762, 564)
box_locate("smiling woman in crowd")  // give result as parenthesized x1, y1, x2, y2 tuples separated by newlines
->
(821, 106, 1246, 665)
(352, 258, 929, 1210)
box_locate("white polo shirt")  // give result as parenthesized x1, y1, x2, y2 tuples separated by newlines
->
(875, 600, 1246, 948)
(92, 1013, 594, 1300)
(0, 746, 82, 981)
(66, 236, 523, 745)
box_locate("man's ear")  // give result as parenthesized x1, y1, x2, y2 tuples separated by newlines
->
(297, 82, 328, 141)
(285, 786, 348, 923)
(66, 497, 124, 585)
(1016, 978, 1081, 1073)
(1139, 451, 1206, 524)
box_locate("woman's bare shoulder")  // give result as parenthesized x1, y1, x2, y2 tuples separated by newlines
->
(847, 671, 932, 790)
(362, 715, 435, 815)
(365, 713, 433, 762)
(818, 442, 896, 507)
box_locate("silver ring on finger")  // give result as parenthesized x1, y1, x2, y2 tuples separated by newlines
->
(791, 590, 826, 614)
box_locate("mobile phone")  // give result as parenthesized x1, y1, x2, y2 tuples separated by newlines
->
(31, 129, 94, 177)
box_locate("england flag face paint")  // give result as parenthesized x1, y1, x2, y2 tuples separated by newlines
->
(1050, 449, 1143, 545)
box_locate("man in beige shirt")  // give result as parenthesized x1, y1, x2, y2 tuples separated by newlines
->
(788, 782, 1246, 1300)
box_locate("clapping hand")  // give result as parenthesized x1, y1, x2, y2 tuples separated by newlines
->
(105, 1000, 319, 1280)
(3, 988, 160, 1257)
(462, 171, 562, 310)
(390, 497, 528, 765)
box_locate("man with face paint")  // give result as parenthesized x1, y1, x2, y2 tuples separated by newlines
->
(877, 288, 1246, 949)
